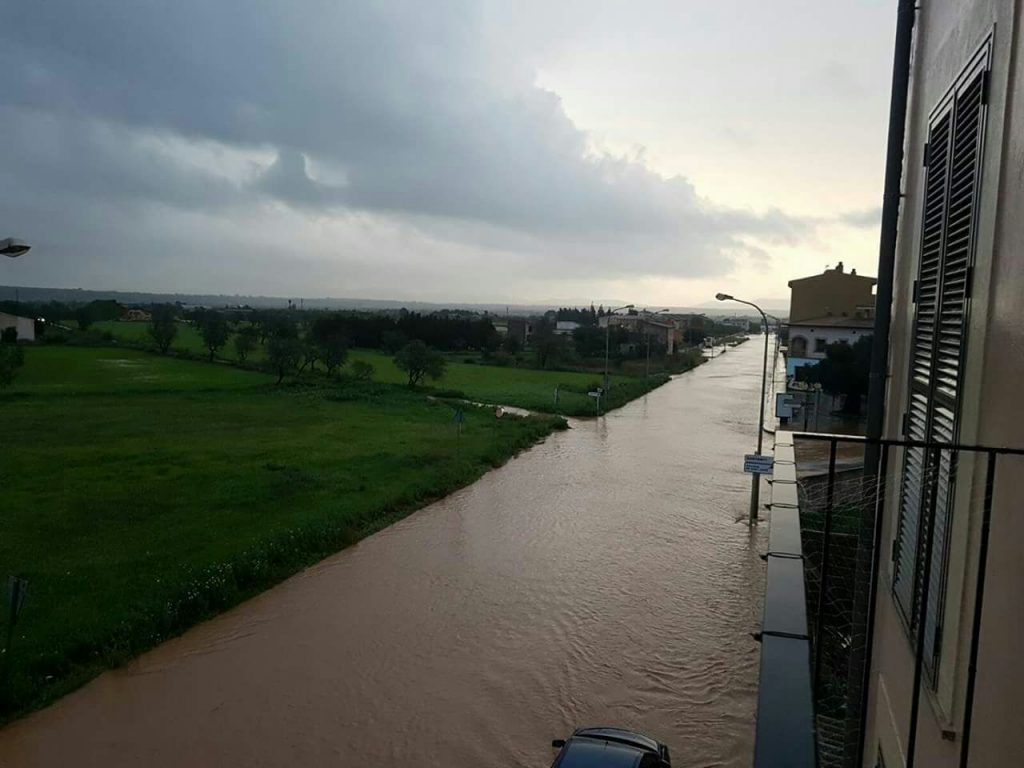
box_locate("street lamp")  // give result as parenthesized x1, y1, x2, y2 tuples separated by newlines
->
(716, 292, 770, 522)
(603, 304, 635, 395)
(1, 238, 31, 258)
(643, 308, 670, 378)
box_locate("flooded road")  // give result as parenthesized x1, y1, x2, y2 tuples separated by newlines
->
(0, 340, 767, 767)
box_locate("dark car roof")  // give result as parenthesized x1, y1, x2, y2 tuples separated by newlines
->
(554, 738, 643, 767)
(574, 727, 661, 754)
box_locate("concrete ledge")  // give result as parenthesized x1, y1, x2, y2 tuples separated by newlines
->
(754, 430, 816, 768)
(753, 636, 816, 767)
(767, 506, 803, 558)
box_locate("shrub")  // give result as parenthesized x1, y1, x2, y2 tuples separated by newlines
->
(350, 360, 374, 381)
(0, 344, 25, 388)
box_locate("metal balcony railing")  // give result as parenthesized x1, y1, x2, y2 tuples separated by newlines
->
(753, 430, 1024, 768)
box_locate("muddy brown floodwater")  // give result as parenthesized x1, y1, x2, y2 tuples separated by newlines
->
(0, 339, 769, 767)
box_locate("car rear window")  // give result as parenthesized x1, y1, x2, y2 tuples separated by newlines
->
(556, 739, 641, 767)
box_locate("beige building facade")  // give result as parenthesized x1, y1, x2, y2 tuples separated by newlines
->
(787, 263, 876, 324)
(866, 1, 1024, 766)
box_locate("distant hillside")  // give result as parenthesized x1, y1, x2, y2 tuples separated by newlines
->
(0, 285, 770, 318)
(691, 298, 789, 314)
(0, 285, 558, 315)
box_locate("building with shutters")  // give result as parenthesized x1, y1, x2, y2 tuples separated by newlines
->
(786, 263, 877, 378)
(863, 4, 1024, 767)
(751, 4, 1024, 768)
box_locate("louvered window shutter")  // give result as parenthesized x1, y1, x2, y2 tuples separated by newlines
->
(893, 62, 987, 680)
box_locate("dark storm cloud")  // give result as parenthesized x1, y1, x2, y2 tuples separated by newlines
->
(1, 0, 813, 289)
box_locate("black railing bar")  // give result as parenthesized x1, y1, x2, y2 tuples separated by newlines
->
(761, 629, 810, 641)
(767, 478, 799, 485)
(766, 552, 803, 560)
(812, 439, 838, 696)
(767, 503, 799, 510)
(959, 450, 998, 768)
(856, 442, 891, 768)
(802, 529, 858, 540)
(786, 431, 1024, 457)
(907, 445, 943, 768)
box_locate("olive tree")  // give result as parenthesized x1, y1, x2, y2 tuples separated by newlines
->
(266, 325, 302, 384)
(199, 312, 230, 361)
(148, 305, 178, 354)
(233, 327, 258, 362)
(393, 340, 446, 388)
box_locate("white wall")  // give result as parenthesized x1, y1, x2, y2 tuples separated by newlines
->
(0, 312, 36, 342)
(788, 325, 869, 358)
(785, 325, 869, 377)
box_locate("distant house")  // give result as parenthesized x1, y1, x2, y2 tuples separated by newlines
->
(0, 312, 36, 342)
(720, 315, 754, 332)
(122, 308, 152, 322)
(507, 318, 532, 347)
(554, 320, 580, 335)
(598, 313, 678, 354)
(786, 262, 876, 378)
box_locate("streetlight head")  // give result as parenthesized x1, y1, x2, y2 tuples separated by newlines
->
(1, 238, 31, 258)
(715, 293, 732, 302)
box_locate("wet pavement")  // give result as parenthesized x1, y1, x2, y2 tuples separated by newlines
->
(0, 339, 769, 767)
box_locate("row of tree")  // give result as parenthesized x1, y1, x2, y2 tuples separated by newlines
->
(148, 306, 446, 387)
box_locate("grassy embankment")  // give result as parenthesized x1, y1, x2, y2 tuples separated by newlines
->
(0, 346, 566, 721)
(91, 321, 675, 416)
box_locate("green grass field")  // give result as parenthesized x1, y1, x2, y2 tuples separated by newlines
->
(345, 349, 652, 414)
(0, 346, 563, 719)
(9, 346, 273, 394)
(91, 322, 667, 415)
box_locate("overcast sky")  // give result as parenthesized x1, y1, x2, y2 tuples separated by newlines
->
(1, 1, 895, 307)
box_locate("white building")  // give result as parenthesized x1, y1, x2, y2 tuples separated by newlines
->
(786, 316, 873, 378)
(554, 320, 581, 335)
(0, 312, 36, 342)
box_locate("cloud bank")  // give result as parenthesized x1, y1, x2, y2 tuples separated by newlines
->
(1, 0, 818, 299)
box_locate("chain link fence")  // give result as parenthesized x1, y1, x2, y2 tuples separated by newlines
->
(797, 458, 878, 768)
